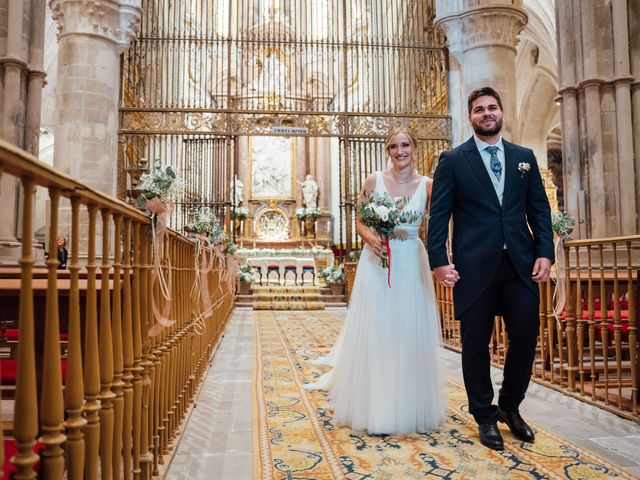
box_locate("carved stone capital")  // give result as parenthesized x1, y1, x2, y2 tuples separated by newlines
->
(435, 5, 528, 54)
(49, 0, 142, 52)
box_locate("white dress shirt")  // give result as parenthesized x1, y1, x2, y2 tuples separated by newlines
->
(473, 136, 505, 206)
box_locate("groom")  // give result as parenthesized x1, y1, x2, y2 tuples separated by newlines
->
(427, 87, 554, 450)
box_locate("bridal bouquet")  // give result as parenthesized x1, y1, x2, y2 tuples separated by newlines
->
(357, 191, 424, 286)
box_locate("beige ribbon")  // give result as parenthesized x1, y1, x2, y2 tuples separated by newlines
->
(146, 197, 176, 337)
(551, 237, 566, 329)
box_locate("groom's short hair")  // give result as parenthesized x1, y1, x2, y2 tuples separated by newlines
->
(467, 87, 503, 114)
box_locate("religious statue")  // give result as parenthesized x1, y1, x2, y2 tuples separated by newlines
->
(231, 175, 244, 206)
(298, 175, 319, 209)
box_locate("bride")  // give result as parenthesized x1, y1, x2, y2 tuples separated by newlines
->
(305, 127, 447, 435)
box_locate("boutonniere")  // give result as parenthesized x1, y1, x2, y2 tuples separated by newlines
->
(517, 162, 531, 177)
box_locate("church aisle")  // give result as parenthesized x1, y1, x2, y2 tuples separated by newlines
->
(166, 308, 254, 479)
(166, 308, 640, 479)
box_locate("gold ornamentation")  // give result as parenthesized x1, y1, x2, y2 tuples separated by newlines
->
(254, 208, 290, 241)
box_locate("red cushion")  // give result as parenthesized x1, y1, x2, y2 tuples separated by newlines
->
(560, 310, 629, 320)
(302, 266, 314, 270)
(1, 359, 68, 386)
(284, 265, 296, 269)
(3, 439, 44, 479)
(1, 359, 17, 384)
(267, 265, 279, 269)
(596, 321, 630, 341)
(4, 329, 18, 341)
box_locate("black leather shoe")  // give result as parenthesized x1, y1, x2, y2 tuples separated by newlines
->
(478, 423, 504, 451)
(498, 409, 535, 443)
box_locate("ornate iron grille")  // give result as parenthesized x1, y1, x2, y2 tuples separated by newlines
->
(119, 0, 450, 250)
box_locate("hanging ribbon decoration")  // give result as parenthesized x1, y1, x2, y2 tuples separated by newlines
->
(190, 234, 216, 336)
(551, 236, 567, 330)
(146, 197, 176, 337)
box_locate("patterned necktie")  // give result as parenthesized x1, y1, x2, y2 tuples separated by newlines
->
(486, 145, 501, 182)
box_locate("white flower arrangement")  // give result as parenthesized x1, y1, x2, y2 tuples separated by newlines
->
(236, 247, 331, 257)
(319, 264, 345, 285)
(295, 207, 324, 219)
(357, 191, 425, 269)
(233, 207, 250, 219)
(518, 162, 531, 177)
(551, 211, 579, 241)
(137, 158, 183, 203)
(186, 206, 217, 234)
(237, 263, 255, 283)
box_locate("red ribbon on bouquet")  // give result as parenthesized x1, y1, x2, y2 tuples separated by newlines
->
(384, 236, 392, 288)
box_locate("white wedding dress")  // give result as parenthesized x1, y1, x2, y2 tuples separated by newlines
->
(306, 172, 447, 435)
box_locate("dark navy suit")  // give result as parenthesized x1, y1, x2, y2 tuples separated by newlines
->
(428, 136, 554, 424)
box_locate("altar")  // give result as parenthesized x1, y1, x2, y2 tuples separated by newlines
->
(230, 135, 333, 248)
(235, 247, 334, 285)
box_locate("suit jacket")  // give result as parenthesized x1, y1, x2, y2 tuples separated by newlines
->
(427, 136, 554, 319)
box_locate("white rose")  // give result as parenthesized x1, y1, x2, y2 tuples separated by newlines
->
(373, 204, 390, 221)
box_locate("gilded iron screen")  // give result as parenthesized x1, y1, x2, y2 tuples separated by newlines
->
(119, 0, 450, 252)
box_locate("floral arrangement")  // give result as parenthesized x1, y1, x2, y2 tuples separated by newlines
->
(319, 264, 345, 285)
(551, 211, 578, 241)
(295, 207, 324, 219)
(356, 191, 425, 269)
(233, 207, 250, 219)
(348, 249, 362, 262)
(137, 159, 183, 203)
(186, 206, 217, 235)
(237, 263, 255, 283)
(224, 241, 238, 255)
(209, 223, 229, 246)
(235, 247, 331, 257)
(517, 162, 531, 177)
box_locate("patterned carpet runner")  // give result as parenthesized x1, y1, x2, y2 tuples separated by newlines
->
(253, 310, 635, 479)
(252, 285, 325, 310)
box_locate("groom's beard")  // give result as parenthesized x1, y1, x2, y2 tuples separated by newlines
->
(472, 117, 503, 137)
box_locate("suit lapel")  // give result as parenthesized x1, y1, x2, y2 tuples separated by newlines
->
(502, 140, 518, 205)
(461, 138, 501, 210)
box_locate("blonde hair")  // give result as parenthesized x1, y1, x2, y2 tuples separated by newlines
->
(384, 127, 418, 152)
(384, 127, 418, 167)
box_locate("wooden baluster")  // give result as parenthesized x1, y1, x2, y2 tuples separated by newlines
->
(566, 245, 578, 391)
(587, 246, 597, 400)
(39, 187, 66, 478)
(64, 196, 86, 479)
(576, 247, 585, 393)
(612, 243, 623, 408)
(625, 241, 637, 416)
(140, 224, 154, 479)
(112, 214, 125, 479)
(12, 176, 39, 480)
(0, 165, 3, 479)
(99, 208, 115, 480)
(132, 221, 143, 480)
(151, 260, 163, 477)
(558, 246, 571, 389)
(84, 204, 101, 480)
(598, 243, 610, 404)
(122, 218, 134, 479)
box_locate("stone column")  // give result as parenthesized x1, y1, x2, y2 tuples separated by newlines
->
(50, 0, 142, 196)
(556, 2, 582, 235)
(630, 0, 640, 233)
(0, 0, 47, 265)
(555, 1, 639, 237)
(435, 4, 528, 144)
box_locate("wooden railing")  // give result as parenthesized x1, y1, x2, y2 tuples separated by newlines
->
(0, 139, 235, 479)
(436, 236, 639, 422)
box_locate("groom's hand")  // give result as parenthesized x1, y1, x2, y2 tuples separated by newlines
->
(434, 264, 459, 288)
(531, 257, 552, 283)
